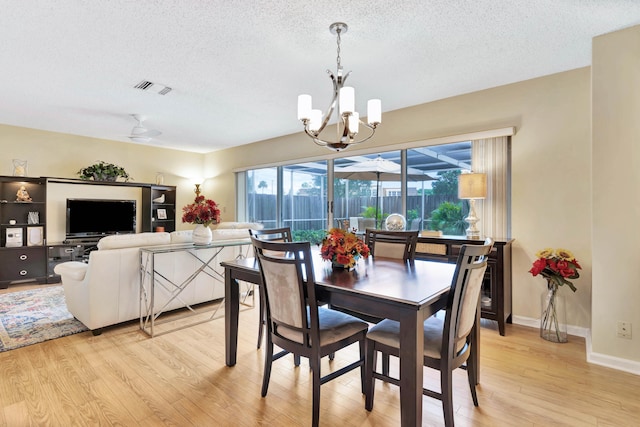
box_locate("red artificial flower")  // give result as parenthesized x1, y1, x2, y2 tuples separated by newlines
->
(528, 247, 581, 292)
(181, 195, 221, 227)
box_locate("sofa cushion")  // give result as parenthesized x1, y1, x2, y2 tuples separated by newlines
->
(97, 232, 171, 250)
(213, 222, 263, 230)
(170, 230, 193, 244)
(212, 229, 252, 241)
(54, 261, 88, 281)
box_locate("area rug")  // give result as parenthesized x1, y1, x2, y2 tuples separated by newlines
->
(0, 286, 88, 352)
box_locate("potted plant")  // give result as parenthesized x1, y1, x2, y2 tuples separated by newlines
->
(77, 161, 131, 182)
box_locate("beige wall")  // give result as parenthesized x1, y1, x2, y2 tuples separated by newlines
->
(2, 24, 638, 369)
(0, 125, 204, 238)
(592, 25, 640, 364)
(208, 67, 594, 335)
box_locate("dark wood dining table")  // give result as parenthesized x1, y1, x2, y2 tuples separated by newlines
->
(221, 253, 477, 427)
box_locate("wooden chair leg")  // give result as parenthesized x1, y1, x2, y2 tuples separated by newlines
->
(441, 369, 455, 427)
(466, 358, 479, 406)
(261, 340, 274, 397)
(257, 291, 265, 349)
(294, 354, 301, 366)
(364, 340, 377, 411)
(310, 354, 322, 427)
(359, 340, 366, 394)
(382, 353, 390, 376)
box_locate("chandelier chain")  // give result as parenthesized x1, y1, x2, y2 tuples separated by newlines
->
(336, 28, 342, 70)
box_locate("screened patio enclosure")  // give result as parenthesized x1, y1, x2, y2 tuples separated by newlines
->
(244, 141, 473, 241)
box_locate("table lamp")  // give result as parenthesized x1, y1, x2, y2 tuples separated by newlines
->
(458, 172, 487, 239)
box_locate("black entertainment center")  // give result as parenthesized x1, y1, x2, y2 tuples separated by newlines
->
(0, 175, 176, 288)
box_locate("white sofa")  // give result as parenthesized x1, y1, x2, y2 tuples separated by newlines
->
(54, 222, 262, 334)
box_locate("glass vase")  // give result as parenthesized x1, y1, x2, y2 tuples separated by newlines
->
(540, 280, 568, 343)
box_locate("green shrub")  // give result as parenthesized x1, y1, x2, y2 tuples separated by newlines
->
(292, 229, 326, 245)
(406, 209, 419, 221)
(430, 202, 466, 235)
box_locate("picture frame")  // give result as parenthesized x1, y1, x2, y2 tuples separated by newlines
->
(157, 208, 167, 220)
(27, 226, 43, 246)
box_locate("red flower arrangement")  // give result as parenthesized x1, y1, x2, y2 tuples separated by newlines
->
(529, 248, 581, 292)
(181, 195, 221, 227)
(320, 228, 370, 268)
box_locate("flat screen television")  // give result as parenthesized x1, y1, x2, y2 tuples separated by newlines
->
(66, 198, 136, 240)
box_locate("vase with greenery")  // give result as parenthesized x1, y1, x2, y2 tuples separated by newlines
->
(77, 161, 131, 182)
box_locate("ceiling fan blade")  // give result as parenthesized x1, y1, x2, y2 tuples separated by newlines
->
(126, 114, 161, 141)
(143, 129, 162, 137)
(128, 135, 151, 143)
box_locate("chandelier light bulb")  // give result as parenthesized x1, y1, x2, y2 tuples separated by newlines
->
(309, 109, 322, 132)
(348, 112, 360, 134)
(297, 94, 312, 120)
(339, 87, 355, 115)
(367, 99, 382, 125)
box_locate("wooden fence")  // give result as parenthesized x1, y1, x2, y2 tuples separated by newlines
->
(247, 194, 462, 230)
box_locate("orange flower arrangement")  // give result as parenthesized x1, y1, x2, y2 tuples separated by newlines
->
(320, 228, 370, 268)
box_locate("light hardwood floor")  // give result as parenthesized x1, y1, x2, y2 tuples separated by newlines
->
(1, 284, 640, 426)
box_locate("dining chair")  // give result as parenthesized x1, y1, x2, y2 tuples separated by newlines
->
(364, 229, 419, 261)
(361, 229, 420, 372)
(358, 217, 376, 232)
(364, 238, 493, 427)
(249, 227, 292, 349)
(251, 237, 369, 427)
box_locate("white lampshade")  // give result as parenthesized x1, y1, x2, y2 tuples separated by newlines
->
(297, 94, 312, 120)
(367, 99, 381, 124)
(309, 109, 322, 132)
(348, 112, 359, 134)
(458, 173, 487, 199)
(339, 86, 355, 114)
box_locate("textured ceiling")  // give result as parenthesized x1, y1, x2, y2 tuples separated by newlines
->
(0, 1, 639, 153)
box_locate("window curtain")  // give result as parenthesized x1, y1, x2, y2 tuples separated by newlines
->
(472, 136, 510, 239)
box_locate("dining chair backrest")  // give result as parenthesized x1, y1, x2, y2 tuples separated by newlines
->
(358, 218, 376, 232)
(249, 227, 292, 243)
(445, 238, 493, 357)
(364, 229, 419, 261)
(250, 227, 293, 257)
(251, 237, 318, 346)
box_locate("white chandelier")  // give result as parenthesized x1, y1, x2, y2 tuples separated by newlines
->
(297, 22, 381, 151)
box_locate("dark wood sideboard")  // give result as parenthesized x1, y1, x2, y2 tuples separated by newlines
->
(414, 235, 514, 335)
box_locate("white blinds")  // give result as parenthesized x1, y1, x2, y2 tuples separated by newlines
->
(472, 136, 510, 239)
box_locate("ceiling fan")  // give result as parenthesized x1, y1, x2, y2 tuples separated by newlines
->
(127, 114, 162, 143)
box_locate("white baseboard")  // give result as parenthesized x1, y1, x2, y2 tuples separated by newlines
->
(585, 333, 640, 376)
(511, 316, 640, 376)
(511, 315, 588, 337)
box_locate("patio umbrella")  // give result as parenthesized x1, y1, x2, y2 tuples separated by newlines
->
(334, 155, 435, 225)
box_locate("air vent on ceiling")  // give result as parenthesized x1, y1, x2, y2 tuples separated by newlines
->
(133, 80, 172, 95)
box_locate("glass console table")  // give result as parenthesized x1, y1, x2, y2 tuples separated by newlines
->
(139, 240, 253, 337)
